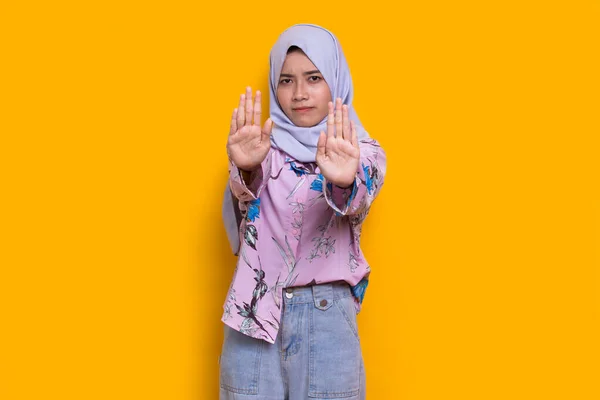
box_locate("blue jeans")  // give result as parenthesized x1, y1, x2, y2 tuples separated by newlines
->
(219, 281, 366, 399)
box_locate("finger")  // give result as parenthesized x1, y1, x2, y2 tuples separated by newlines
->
(327, 101, 335, 139)
(351, 120, 358, 148)
(335, 98, 343, 140)
(262, 118, 273, 141)
(230, 108, 238, 135)
(317, 131, 327, 158)
(342, 104, 350, 142)
(253, 90, 261, 126)
(245, 86, 253, 126)
(237, 94, 245, 129)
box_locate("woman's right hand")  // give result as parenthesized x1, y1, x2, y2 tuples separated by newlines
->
(227, 86, 273, 172)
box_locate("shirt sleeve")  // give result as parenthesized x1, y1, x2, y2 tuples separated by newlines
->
(322, 139, 386, 216)
(228, 148, 273, 203)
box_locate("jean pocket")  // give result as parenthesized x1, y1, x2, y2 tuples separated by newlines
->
(219, 325, 262, 395)
(308, 296, 362, 398)
(335, 296, 361, 343)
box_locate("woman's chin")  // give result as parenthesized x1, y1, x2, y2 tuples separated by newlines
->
(291, 117, 321, 128)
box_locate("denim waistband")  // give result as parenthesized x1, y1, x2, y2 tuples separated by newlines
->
(283, 281, 352, 308)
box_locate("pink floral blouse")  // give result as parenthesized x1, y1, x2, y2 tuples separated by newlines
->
(222, 138, 386, 343)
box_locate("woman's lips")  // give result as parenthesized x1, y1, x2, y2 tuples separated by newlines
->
(293, 107, 314, 113)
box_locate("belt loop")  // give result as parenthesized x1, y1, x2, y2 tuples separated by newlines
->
(311, 283, 333, 310)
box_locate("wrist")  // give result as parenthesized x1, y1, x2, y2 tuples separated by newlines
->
(320, 173, 354, 189)
(233, 160, 261, 173)
(240, 165, 261, 185)
(330, 178, 354, 189)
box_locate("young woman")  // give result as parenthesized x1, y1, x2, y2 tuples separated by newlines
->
(220, 23, 386, 399)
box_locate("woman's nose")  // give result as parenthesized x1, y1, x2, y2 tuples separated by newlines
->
(293, 82, 308, 101)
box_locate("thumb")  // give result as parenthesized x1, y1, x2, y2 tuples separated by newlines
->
(316, 131, 326, 158)
(262, 118, 274, 140)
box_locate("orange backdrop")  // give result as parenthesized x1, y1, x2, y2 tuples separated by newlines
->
(1, 1, 599, 399)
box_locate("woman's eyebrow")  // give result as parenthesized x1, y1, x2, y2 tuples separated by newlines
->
(279, 70, 321, 77)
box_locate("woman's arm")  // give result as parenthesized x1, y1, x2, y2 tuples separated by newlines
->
(228, 148, 273, 203)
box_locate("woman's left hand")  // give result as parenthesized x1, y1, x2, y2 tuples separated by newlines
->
(316, 98, 360, 188)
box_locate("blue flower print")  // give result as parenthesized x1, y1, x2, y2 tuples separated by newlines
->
(346, 181, 358, 206)
(289, 161, 309, 177)
(362, 163, 373, 195)
(310, 174, 324, 192)
(351, 278, 369, 304)
(247, 198, 261, 222)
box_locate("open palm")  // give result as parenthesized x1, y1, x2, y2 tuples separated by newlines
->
(316, 98, 360, 188)
(227, 86, 273, 172)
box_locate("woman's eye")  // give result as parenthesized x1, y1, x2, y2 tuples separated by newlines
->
(309, 76, 322, 82)
(279, 78, 292, 84)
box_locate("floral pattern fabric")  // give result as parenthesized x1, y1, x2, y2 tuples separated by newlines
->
(222, 139, 386, 343)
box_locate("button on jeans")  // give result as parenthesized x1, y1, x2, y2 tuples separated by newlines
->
(219, 281, 366, 399)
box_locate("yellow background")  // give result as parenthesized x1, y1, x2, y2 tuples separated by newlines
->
(1, 1, 599, 399)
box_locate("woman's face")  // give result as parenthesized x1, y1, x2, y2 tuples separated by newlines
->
(276, 49, 332, 127)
